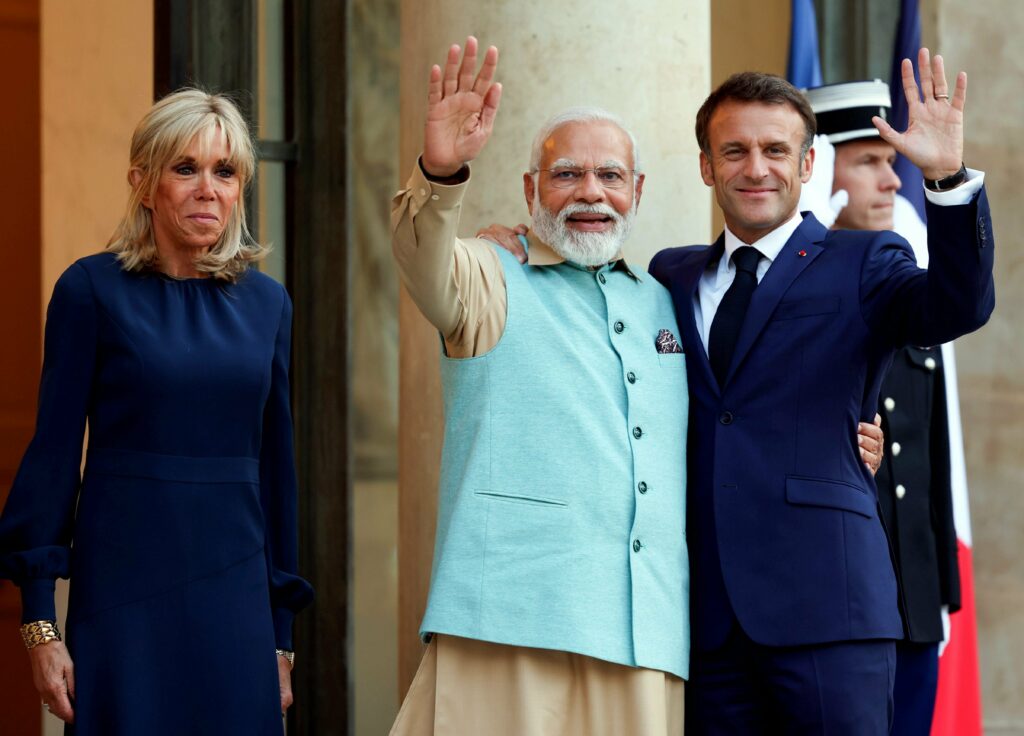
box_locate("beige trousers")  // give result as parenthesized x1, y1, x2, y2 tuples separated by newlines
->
(390, 635, 684, 736)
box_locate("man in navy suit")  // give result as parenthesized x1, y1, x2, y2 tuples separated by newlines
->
(648, 49, 994, 734)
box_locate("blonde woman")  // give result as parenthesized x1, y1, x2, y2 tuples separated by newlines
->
(0, 89, 312, 735)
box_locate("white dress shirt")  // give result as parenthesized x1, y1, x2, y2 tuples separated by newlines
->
(694, 211, 802, 353)
(693, 171, 986, 356)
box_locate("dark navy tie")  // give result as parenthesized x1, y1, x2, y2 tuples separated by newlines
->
(709, 246, 761, 387)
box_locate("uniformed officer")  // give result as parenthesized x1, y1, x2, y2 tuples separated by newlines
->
(804, 79, 962, 736)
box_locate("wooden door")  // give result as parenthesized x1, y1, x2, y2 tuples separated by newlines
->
(0, 1, 43, 734)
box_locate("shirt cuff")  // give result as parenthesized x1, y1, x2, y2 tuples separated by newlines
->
(408, 158, 471, 212)
(19, 579, 57, 624)
(923, 168, 985, 206)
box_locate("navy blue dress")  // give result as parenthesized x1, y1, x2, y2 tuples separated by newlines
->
(0, 252, 313, 735)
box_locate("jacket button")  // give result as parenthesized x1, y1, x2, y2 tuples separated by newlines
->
(638, 481, 648, 494)
(598, 272, 607, 284)
(896, 484, 907, 499)
(614, 321, 625, 333)
(633, 426, 643, 439)
(891, 442, 902, 457)
(924, 357, 936, 371)
(720, 411, 734, 425)
(978, 218, 988, 245)
(633, 539, 642, 552)
(884, 397, 896, 412)
(627, 371, 636, 384)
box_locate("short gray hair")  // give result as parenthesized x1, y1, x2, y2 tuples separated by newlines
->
(528, 106, 642, 175)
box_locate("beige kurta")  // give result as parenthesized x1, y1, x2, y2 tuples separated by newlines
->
(390, 636, 684, 736)
(389, 162, 685, 735)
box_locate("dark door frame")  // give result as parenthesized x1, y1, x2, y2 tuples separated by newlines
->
(153, 1, 351, 732)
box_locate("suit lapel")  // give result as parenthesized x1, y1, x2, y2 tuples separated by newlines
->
(725, 214, 829, 385)
(670, 237, 724, 395)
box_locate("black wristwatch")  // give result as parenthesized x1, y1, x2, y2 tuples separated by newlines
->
(924, 163, 967, 192)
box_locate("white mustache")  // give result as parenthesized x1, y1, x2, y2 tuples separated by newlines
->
(557, 202, 623, 224)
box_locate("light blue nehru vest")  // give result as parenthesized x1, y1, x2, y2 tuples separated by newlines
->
(421, 241, 691, 679)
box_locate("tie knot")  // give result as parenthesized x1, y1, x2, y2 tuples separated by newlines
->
(732, 246, 761, 275)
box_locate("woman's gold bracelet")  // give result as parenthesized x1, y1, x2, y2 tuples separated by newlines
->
(20, 620, 62, 649)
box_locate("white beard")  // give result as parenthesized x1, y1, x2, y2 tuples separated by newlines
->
(531, 197, 635, 268)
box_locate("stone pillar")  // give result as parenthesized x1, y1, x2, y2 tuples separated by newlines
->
(925, 1, 1024, 730)
(397, 0, 712, 694)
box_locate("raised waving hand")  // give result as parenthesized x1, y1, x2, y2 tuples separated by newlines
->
(873, 47, 966, 181)
(422, 37, 502, 178)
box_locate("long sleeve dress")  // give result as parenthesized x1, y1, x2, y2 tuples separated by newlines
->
(0, 252, 314, 735)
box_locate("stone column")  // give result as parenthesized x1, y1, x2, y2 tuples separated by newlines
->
(397, 0, 712, 694)
(924, 1, 1024, 730)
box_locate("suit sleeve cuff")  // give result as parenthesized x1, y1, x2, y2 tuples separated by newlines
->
(923, 168, 985, 206)
(19, 579, 57, 624)
(273, 607, 296, 651)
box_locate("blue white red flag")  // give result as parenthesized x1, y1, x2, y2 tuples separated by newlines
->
(786, 0, 823, 89)
(890, 0, 927, 220)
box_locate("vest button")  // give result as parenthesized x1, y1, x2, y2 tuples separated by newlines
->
(896, 484, 907, 500)
(638, 481, 648, 494)
(598, 272, 607, 284)
(891, 442, 902, 457)
(720, 411, 734, 425)
(633, 426, 643, 439)
(614, 321, 625, 333)
(884, 397, 896, 412)
(626, 371, 636, 384)
(633, 539, 642, 553)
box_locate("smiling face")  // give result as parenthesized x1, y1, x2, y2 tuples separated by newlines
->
(523, 120, 644, 266)
(700, 100, 813, 244)
(138, 126, 240, 257)
(832, 139, 901, 231)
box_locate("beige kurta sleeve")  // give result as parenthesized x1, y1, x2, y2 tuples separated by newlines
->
(390, 162, 508, 358)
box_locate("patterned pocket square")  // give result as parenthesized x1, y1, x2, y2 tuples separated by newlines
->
(656, 329, 683, 354)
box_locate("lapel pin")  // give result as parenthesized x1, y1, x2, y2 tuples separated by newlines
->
(797, 250, 807, 257)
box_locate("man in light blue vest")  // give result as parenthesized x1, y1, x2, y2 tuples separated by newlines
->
(388, 37, 690, 736)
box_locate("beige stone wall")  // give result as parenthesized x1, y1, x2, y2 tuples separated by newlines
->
(925, 1, 1024, 731)
(710, 0, 789, 235)
(350, 0, 401, 731)
(39, 1, 152, 733)
(397, 0, 713, 694)
(40, 0, 153, 302)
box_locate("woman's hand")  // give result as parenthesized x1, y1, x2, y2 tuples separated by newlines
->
(29, 640, 75, 723)
(278, 654, 294, 713)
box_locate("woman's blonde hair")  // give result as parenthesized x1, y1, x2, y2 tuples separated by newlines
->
(107, 88, 265, 282)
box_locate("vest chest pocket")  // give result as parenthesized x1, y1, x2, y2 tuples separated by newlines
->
(475, 490, 569, 508)
(657, 353, 686, 368)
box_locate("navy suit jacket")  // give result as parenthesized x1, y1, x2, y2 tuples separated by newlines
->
(649, 190, 994, 652)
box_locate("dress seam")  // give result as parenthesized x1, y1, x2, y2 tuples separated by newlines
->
(68, 545, 267, 626)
